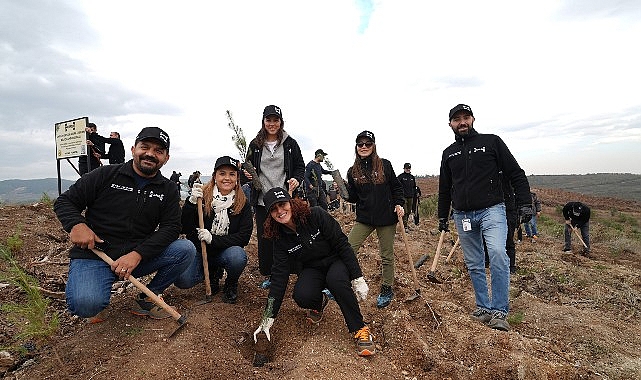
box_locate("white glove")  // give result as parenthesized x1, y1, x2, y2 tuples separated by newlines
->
(351, 276, 369, 302)
(188, 183, 204, 204)
(253, 317, 275, 342)
(197, 228, 212, 244)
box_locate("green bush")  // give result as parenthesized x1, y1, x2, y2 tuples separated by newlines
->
(419, 194, 438, 220)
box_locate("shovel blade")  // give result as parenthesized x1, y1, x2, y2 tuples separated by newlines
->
(167, 314, 188, 338)
(426, 272, 442, 284)
(193, 294, 213, 306)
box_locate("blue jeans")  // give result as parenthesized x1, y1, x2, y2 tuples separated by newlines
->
(66, 239, 196, 318)
(524, 216, 539, 237)
(453, 203, 510, 314)
(174, 246, 248, 288)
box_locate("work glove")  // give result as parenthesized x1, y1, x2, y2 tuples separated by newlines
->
(188, 183, 204, 204)
(197, 228, 212, 244)
(438, 218, 449, 232)
(351, 277, 369, 301)
(518, 205, 534, 224)
(253, 317, 275, 342)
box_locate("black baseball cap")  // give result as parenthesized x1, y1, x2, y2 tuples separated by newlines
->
(263, 105, 283, 119)
(356, 130, 375, 143)
(135, 127, 170, 149)
(449, 104, 473, 120)
(263, 187, 291, 211)
(214, 156, 240, 171)
(404, 163, 411, 169)
(315, 149, 328, 157)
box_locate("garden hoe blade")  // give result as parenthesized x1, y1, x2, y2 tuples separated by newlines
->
(193, 197, 213, 306)
(426, 231, 446, 284)
(91, 248, 188, 338)
(398, 215, 421, 301)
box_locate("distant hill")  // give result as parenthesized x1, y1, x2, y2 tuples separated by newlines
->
(0, 178, 75, 204)
(527, 173, 641, 203)
(1, 173, 640, 205)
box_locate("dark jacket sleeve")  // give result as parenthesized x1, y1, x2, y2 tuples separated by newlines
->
(266, 238, 291, 318)
(437, 150, 453, 220)
(209, 203, 253, 249)
(495, 136, 531, 208)
(288, 138, 306, 185)
(345, 167, 358, 204)
(385, 160, 405, 208)
(133, 182, 181, 260)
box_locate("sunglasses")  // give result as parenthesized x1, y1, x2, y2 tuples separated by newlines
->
(356, 142, 374, 148)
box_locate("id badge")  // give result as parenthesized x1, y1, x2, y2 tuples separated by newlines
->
(462, 218, 472, 232)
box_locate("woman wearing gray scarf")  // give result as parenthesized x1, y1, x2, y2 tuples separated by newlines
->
(176, 156, 253, 303)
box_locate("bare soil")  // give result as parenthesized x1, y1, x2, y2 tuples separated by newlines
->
(1, 178, 641, 379)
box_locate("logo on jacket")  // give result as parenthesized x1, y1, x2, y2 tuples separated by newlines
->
(448, 151, 462, 158)
(288, 244, 302, 254)
(473, 147, 486, 153)
(111, 184, 133, 192)
(148, 191, 165, 201)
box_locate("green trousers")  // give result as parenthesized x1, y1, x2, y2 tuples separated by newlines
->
(348, 222, 397, 287)
(402, 197, 413, 226)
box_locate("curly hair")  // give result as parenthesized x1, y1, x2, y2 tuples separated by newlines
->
(263, 198, 310, 239)
(253, 117, 285, 148)
(201, 170, 247, 217)
(349, 143, 386, 185)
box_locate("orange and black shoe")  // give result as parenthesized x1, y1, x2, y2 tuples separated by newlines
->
(354, 325, 375, 356)
(130, 292, 174, 319)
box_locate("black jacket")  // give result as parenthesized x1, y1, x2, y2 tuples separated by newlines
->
(246, 135, 305, 206)
(266, 207, 363, 318)
(93, 134, 125, 164)
(438, 130, 530, 219)
(562, 202, 590, 227)
(181, 199, 253, 256)
(54, 161, 181, 261)
(346, 158, 404, 227)
(397, 172, 417, 198)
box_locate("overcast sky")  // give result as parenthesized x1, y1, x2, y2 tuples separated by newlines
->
(2, 0, 640, 183)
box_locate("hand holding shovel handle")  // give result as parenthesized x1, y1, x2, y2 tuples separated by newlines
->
(90, 248, 187, 332)
(197, 197, 213, 303)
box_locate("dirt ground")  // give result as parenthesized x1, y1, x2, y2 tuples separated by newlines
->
(1, 177, 641, 379)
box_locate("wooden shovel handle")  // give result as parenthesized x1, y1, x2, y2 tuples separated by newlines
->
(398, 214, 420, 290)
(197, 198, 212, 297)
(90, 248, 183, 321)
(571, 225, 588, 248)
(445, 237, 459, 263)
(430, 230, 446, 272)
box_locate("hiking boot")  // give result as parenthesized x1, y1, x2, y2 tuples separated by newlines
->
(306, 293, 330, 324)
(581, 248, 591, 257)
(531, 235, 538, 243)
(470, 308, 492, 324)
(562, 247, 572, 253)
(509, 266, 518, 275)
(376, 285, 394, 309)
(86, 306, 110, 324)
(488, 311, 510, 331)
(354, 326, 375, 356)
(221, 282, 238, 304)
(131, 293, 174, 320)
(258, 278, 271, 289)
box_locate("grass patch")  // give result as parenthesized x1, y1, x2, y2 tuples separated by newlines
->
(39, 193, 54, 208)
(507, 311, 524, 325)
(123, 326, 144, 337)
(0, 239, 59, 352)
(418, 194, 438, 220)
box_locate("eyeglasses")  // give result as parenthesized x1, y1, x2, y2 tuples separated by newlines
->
(356, 142, 374, 148)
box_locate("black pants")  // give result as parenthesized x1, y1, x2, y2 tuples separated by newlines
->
(255, 205, 274, 276)
(293, 260, 364, 333)
(308, 189, 328, 210)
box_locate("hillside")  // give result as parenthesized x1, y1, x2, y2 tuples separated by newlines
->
(1, 177, 641, 379)
(527, 173, 641, 203)
(0, 179, 74, 205)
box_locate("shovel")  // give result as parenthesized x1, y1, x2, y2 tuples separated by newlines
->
(90, 248, 187, 337)
(193, 197, 213, 306)
(425, 231, 446, 284)
(398, 215, 421, 301)
(445, 237, 460, 263)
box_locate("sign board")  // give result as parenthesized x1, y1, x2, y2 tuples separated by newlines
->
(55, 117, 88, 159)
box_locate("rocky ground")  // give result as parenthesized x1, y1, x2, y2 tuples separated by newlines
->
(1, 177, 641, 379)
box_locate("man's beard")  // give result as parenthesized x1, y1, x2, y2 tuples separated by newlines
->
(136, 155, 160, 175)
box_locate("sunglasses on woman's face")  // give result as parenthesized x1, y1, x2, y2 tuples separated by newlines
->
(356, 142, 374, 148)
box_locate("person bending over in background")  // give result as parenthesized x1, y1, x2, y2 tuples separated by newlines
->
(562, 201, 591, 256)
